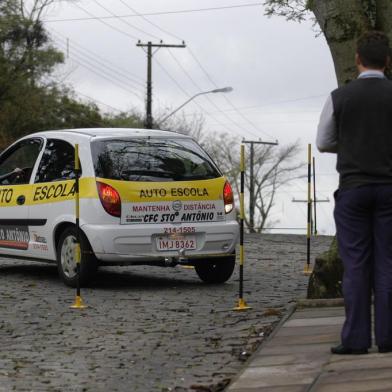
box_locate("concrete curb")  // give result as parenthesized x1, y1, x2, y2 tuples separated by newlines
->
(297, 298, 344, 308)
(226, 302, 298, 389)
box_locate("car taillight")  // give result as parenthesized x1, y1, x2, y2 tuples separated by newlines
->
(223, 181, 234, 213)
(97, 181, 121, 217)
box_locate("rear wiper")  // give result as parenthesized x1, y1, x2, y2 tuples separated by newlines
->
(180, 174, 216, 180)
(121, 169, 174, 179)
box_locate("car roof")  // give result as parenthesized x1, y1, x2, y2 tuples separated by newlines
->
(26, 128, 192, 140)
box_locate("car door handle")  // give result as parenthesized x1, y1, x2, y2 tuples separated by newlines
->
(17, 195, 25, 205)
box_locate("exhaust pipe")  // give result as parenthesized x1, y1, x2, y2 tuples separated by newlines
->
(164, 257, 177, 267)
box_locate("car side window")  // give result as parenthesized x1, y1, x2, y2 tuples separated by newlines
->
(0, 138, 42, 185)
(35, 139, 80, 183)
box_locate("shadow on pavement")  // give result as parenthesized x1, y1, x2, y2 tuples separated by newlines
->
(0, 261, 231, 291)
(92, 267, 205, 290)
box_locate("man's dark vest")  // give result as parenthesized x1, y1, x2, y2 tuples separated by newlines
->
(332, 77, 392, 189)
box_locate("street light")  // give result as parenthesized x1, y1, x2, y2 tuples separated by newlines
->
(158, 86, 233, 126)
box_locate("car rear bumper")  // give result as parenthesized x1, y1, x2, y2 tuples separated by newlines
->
(82, 221, 239, 263)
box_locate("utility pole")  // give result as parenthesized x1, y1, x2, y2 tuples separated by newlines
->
(242, 139, 278, 232)
(312, 156, 318, 235)
(292, 197, 330, 234)
(136, 41, 186, 129)
(292, 154, 330, 236)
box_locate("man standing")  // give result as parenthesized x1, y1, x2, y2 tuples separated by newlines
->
(317, 31, 392, 355)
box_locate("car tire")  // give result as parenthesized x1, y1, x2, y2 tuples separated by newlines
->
(56, 226, 98, 287)
(194, 254, 236, 284)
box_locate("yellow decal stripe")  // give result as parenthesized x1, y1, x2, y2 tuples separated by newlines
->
(0, 178, 98, 207)
(0, 176, 226, 207)
(97, 177, 226, 202)
(0, 184, 31, 207)
(30, 178, 98, 205)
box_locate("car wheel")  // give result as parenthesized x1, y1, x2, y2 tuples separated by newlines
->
(56, 226, 98, 287)
(194, 254, 236, 284)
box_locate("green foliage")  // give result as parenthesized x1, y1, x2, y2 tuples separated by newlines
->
(101, 111, 144, 129)
(307, 238, 343, 299)
(0, 0, 144, 149)
(329, 15, 368, 43)
(0, 0, 63, 86)
(0, 85, 102, 146)
(361, 0, 377, 29)
(0, 0, 67, 146)
(263, 0, 311, 22)
(264, 0, 376, 25)
(264, 1, 392, 84)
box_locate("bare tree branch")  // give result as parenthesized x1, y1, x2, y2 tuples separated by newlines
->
(204, 133, 304, 231)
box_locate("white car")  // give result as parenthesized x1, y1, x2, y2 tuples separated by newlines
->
(0, 128, 239, 286)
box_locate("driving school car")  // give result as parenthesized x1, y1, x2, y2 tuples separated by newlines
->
(0, 128, 239, 286)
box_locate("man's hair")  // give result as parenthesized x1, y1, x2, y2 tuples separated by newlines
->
(357, 31, 390, 69)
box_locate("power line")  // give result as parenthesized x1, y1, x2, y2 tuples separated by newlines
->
(118, 4, 260, 139)
(71, 2, 139, 40)
(55, 3, 242, 136)
(188, 48, 218, 87)
(187, 48, 276, 141)
(74, 90, 124, 113)
(44, 3, 264, 23)
(113, 3, 280, 141)
(205, 110, 321, 117)
(55, 40, 144, 103)
(50, 30, 145, 89)
(50, 30, 144, 86)
(117, 0, 184, 42)
(192, 94, 329, 116)
(92, 0, 161, 40)
(184, 46, 276, 140)
(153, 58, 245, 139)
(54, 38, 144, 97)
(166, 49, 261, 139)
(49, 1, 263, 140)
(128, 4, 265, 139)
(206, 119, 317, 128)
(55, 2, 209, 124)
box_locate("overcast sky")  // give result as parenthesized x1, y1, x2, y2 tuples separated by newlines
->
(41, 0, 341, 235)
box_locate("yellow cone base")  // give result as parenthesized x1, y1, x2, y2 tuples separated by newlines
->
(303, 264, 313, 276)
(233, 298, 252, 311)
(70, 295, 87, 309)
(180, 265, 195, 269)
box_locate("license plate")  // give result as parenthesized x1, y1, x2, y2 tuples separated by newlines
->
(156, 235, 197, 251)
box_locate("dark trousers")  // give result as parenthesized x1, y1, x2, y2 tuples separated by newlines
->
(334, 184, 392, 349)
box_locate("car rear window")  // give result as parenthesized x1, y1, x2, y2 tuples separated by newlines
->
(91, 137, 221, 182)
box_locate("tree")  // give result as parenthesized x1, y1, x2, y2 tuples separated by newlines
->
(155, 111, 205, 143)
(264, 0, 392, 85)
(0, 1, 147, 148)
(0, 0, 63, 94)
(261, 1, 392, 297)
(101, 111, 144, 129)
(205, 132, 304, 232)
(0, 0, 66, 145)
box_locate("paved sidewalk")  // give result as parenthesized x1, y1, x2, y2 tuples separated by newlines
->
(227, 303, 392, 392)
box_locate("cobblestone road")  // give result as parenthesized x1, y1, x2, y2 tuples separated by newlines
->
(0, 234, 332, 392)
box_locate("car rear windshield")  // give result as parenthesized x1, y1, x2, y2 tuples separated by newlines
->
(91, 137, 221, 182)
